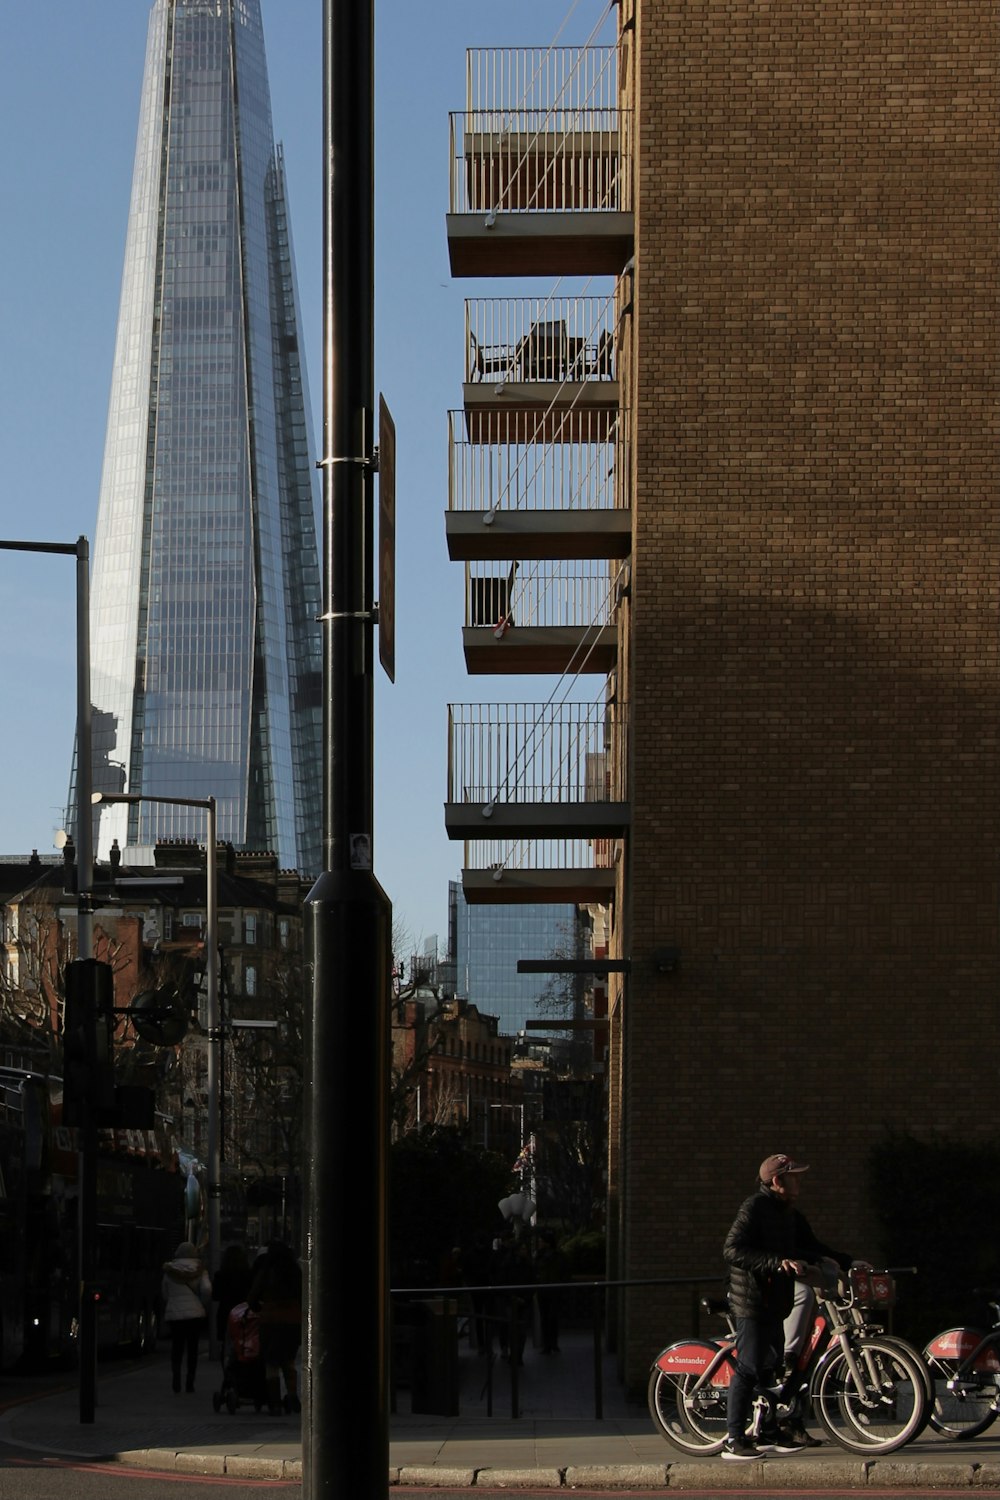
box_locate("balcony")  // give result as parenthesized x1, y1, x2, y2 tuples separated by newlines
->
(463, 296, 619, 436)
(446, 700, 629, 841)
(447, 49, 633, 277)
(463, 559, 620, 675)
(446, 407, 631, 562)
(460, 838, 618, 905)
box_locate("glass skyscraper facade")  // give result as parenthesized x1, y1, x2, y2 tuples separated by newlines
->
(77, 0, 322, 874)
(450, 881, 581, 1037)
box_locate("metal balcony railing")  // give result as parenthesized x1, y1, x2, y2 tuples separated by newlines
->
(450, 107, 632, 216)
(447, 701, 627, 808)
(465, 296, 616, 386)
(448, 408, 627, 515)
(464, 559, 618, 632)
(462, 837, 617, 878)
(464, 46, 618, 117)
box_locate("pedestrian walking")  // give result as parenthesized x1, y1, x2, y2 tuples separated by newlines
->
(249, 1241, 303, 1413)
(212, 1242, 252, 1345)
(162, 1240, 212, 1394)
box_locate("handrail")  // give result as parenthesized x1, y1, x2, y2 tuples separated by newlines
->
(390, 1273, 725, 1421)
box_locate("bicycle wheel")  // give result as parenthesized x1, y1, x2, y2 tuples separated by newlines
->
(811, 1336, 927, 1454)
(879, 1334, 933, 1433)
(647, 1340, 729, 1454)
(922, 1330, 999, 1440)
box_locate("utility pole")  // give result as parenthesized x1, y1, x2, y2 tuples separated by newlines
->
(304, 3, 391, 1498)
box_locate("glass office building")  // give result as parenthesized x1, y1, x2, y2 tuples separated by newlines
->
(76, 0, 322, 874)
(450, 881, 582, 1037)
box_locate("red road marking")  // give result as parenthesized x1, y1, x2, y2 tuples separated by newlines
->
(9, 1456, 298, 1487)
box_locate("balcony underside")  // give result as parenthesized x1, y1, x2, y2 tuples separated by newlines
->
(447, 211, 634, 278)
(463, 380, 619, 417)
(463, 625, 616, 675)
(445, 801, 630, 841)
(462, 866, 616, 905)
(447, 509, 632, 562)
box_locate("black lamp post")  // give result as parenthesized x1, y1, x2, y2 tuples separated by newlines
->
(303, 3, 391, 1497)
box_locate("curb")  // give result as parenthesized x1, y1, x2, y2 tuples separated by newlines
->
(384, 1459, 1000, 1489)
(118, 1449, 302, 1480)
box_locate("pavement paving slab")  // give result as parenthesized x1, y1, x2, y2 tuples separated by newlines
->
(1, 1336, 999, 1487)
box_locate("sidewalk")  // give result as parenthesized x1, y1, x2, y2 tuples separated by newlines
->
(3, 1337, 1000, 1488)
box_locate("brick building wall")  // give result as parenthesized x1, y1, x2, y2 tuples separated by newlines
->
(618, 0, 999, 1389)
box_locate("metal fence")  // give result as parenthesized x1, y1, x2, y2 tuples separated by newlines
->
(450, 108, 632, 216)
(465, 296, 617, 386)
(464, 559, 620, 632)
(448, 407, 627, 516)
(447, 700, 627, 808)
(391, 1274, 725, 1421)
(461, 836, 616, 878)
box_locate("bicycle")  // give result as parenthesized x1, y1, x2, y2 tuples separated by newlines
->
(923, 1290, 1000, 1439)
(648, 1266, 929, 1456)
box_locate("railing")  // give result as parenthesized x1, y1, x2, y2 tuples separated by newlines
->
(465, 559, 617, 632)
(448, 407, 628, 515)
(466, 296, 617, 386)
(462, 836, 618, 878)
(450, 108, 632, 216)
(447, 700, 627, 808)
(391, 1274, 725, 1421)
(465, 47, 618, 117)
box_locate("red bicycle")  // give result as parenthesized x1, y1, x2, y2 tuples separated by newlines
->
(648, 1267, 929, 1456)
(923, 1291, 1000, 1438)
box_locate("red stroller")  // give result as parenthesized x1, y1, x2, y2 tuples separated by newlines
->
(212, 1302, 269, 1413)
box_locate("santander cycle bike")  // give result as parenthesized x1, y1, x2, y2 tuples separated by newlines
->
(923, 1290, 1000, 1438)
(648, 1266, 928, 1456)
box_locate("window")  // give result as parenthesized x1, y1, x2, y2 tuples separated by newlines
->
(278, 918, 289, 950)
(245, 913, 258, 945)
(245, 964, 257, 997)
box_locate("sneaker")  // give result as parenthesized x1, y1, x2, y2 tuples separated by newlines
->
(721, 1437, 767, 1461)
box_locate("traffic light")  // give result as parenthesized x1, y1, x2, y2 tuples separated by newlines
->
(62, 959, 116, 1126)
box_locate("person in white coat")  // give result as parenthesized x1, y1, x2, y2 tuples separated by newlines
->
(161, 1240, 211, 1393)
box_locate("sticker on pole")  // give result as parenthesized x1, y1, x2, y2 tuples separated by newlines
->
(350, 833, 372, 870)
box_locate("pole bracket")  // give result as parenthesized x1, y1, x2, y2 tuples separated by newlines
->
(317, 607, 378, 622)
(316, 453, 378, 471)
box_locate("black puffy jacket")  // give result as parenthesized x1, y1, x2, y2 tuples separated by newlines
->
(723, 1184, 850, 1320)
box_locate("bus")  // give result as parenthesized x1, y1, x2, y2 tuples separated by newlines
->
(0, 1067, 185, 1369)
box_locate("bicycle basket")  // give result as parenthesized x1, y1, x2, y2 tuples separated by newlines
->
(849, 1267, 895, 1308)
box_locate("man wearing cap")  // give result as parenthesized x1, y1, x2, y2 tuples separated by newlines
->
(720, 1153, 851, 1460)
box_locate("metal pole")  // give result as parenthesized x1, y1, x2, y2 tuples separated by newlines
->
(75, 538, 94, 960)
(75, 537, 97, 1424)
(304, 0, 390, 1496)
(205, 799, 220, 1282)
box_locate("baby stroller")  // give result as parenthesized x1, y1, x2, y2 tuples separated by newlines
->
(213, 1302, 268, 1413)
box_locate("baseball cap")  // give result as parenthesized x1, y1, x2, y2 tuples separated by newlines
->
(759, 1153, 809, 1183)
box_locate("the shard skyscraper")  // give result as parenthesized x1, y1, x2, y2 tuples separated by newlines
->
(78, 0, 322, 875)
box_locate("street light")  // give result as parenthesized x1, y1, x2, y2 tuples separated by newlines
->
(91, 790, 220, 1281)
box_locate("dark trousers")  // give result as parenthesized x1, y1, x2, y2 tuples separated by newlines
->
(727, 1314, 783, 1441)
(170, 1316, 205, 1389)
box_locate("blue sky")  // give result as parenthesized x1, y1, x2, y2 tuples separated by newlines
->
(0, 0, 613, 951)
